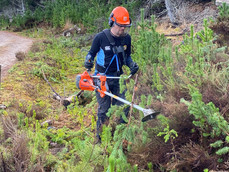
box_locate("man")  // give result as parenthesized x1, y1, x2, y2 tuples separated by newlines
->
(84, 6, 139, 143)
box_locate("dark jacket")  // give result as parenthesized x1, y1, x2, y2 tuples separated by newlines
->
(87, 29, 134, 76)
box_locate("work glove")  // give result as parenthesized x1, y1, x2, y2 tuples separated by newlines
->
(84, 54, 94, 70)
(130, 62, 139, 75)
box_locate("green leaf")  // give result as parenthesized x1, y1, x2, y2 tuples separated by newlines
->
(210, 140, 224, 148)
(216, 147, 229, 155)
(203, 169, 209, 172)
(164, 135, 170, 143)
(109, 156, 115, 172)
(217, 158, 223, 163)
(226, 136, 229, 143)
(203, 133, 210, 137)
(180, 98, 191, 106)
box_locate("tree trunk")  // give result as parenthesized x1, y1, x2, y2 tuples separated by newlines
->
(10, 0, 26, 15)
(165, 0, 179, 24)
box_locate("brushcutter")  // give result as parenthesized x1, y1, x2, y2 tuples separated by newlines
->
(76, 70, 160, 122)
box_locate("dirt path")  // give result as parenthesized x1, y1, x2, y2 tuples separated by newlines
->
(0, 31, 34, 80)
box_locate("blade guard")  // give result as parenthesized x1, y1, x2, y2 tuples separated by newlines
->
(142, 110, 160, 122)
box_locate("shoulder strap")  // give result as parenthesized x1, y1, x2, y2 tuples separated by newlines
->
(103, 29, 115, 46)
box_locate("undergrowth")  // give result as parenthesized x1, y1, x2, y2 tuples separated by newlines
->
(0, 4, 229, 172)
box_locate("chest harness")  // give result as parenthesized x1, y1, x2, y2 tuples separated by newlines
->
(102, 29, 127, 75)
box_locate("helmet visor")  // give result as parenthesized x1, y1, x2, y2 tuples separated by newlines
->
(115, 21, 131, 27)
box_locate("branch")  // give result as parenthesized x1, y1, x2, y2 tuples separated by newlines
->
(10, 0, 23, 9)
(164, 32, 185, 37)
(164, 28, 188, 37)
(55, 90, 84, 107)
(35, 2, 45, 8)
(156, 9, 167, 18)
(42, 69, 61, 98)
(1, 152, 6, 172)
(127, 74, 138, 126)
(42, 69, 84, 107)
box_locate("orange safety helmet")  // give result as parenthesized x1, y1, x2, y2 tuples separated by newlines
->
(108, 6, 132, 27)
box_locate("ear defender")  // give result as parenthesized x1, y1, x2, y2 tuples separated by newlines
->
(129, 17, 132, 25)
(108, 13, 114, 27)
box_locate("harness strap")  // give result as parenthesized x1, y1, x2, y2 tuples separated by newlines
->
(104, 54, 120, 74)
(102, 29, 125, 75)
(103, 29, 115, 47)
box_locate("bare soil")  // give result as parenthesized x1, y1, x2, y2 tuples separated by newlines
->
(0, 31, 34, 80)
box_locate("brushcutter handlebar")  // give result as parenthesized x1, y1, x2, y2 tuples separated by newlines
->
(91, 74, 132, 79)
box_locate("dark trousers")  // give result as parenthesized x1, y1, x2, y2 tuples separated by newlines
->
(95, 78, 129, 140)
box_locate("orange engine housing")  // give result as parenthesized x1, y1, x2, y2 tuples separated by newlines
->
(76, 71, 95, 91)
(76, 71, 108, 98)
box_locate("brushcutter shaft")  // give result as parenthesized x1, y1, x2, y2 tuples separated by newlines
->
(92, 75, 132, 79)
(103, 91, 160, 122)
(104, 91, 145, 111)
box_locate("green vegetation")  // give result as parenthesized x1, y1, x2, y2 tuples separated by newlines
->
(0, 2, 229, 172)
(218, 2, 229, 20)
(0, 0, 142, 32)
(181, 87, 229, 156)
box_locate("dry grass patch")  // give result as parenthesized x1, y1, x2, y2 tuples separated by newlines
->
(166, 141, 217, 171)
